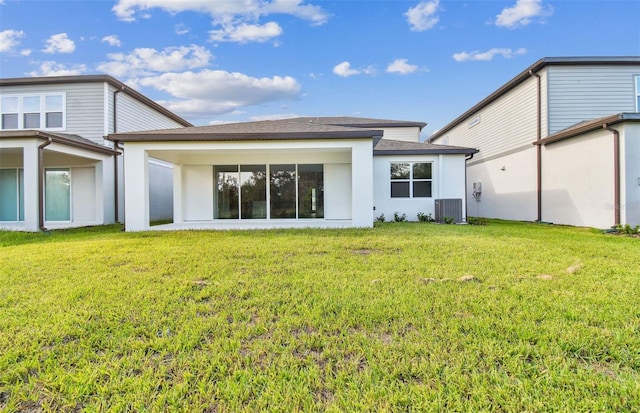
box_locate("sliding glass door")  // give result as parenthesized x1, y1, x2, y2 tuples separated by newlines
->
(45, 169, 70, 221)
(214, 163, 324, 220)
(0, 169, 24, 221)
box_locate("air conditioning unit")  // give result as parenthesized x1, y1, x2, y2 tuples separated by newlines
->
(434, 199, 463, 223)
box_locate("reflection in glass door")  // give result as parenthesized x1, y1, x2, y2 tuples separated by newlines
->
(45, 169, 71, 221)
(240, 165, 267, 219)
(270, 164, 296, 218)
(215, 165, 239, 219)
(298, 164, 324, 218)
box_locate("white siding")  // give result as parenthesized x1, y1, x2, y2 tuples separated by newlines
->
(372, 154, 467, 222)
(1, 83, 106, 143)
(115, 93, 184, 132)
(72, 167, 97, 223)
(541, 128, 615, 228)
(434, 75, 540, 162)
(547, 65, 640, 134)
(381, 126, 421, 142)
(466, 147, 538, 221)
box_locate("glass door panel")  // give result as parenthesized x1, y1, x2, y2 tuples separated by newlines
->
(270, 164, 296, 218)
(0, 169, 18, 221)
(298, 164, 324, 218)
(215, 165, 239, 219)
(240, 165, 267, 219)
(45, 169, 71, 221)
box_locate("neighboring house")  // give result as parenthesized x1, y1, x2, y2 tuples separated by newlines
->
(0, 75, 191, 232)
(429, 57, 640, 228)
(108, 117, 477, 231)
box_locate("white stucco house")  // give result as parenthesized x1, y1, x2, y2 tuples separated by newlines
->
(0, 75, 192, 232)
(429, 56, 640, 228)
(108, 117, 477, 231)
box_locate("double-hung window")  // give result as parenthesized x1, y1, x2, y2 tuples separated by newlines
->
(1, 93, 65, 130)
(390, 162, 432, 198)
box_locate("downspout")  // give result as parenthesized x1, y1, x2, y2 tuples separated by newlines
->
(604, 124, 621, 226)
(464, 152, 475, 220)
(38, 137, 53, 232)
(114, 140, 124, 225)
(113, 88, 122, 223)
(529, 69, 542, 222)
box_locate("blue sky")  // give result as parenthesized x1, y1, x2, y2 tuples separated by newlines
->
(1, 0, 639, 137)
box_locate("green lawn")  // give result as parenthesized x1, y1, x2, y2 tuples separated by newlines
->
(1, 221, 639, 412)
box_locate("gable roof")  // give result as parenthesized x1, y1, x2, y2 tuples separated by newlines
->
(0, 130, 119, 155)
(373, 138, 477, 155)
(107, 118, 385, 142)
(534, 113, 640, 146)
(429, 56, 640, 142)
(0, 74, 192, 127)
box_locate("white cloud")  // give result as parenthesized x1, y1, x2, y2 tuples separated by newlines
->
(29, 61, 87, 77)
(43, 33, 75, 54)
(0, 29, 25, 53)
(174, 23, 190, 35)
(386, 58, 419, 75)
(102, 35, 122, 47)
(452, 47, 527, 62)
(135, 69, 302, 117)
(97, 45, 212, 77)
(210, 21, 283, 43)
(333, 61, 375, 77)
(405, 0, 440, 31)
(112, 0, 328, 43)
(20, 49, 31, 56)
(495, 0, 552, 28)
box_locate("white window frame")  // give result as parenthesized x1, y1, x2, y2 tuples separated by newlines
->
(1, 93, 66, 131)
(390, 161, 433, 199)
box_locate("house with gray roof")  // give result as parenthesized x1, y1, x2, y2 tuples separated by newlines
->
(429, 57, 640, 228)
(109, 117, 477, 231)
(0, 75, 191, 231)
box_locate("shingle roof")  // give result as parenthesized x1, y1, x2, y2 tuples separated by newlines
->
(296, 116, 427, 130)
(374, 138, 478, 155)
(0, 130, 119, 155)
(535, 113, 640, 146)
(107, 118, 386, 142)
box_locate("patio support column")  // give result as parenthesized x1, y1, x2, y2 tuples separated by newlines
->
(22, 141, 40, 232)
(124, 144, 149, 231)
(172, 164, 183, 224)
(351, 140, 374, 227)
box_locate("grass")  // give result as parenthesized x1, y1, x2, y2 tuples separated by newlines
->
(1, 221, 639, 412)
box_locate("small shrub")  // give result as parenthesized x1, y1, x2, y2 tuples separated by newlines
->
(374, 213, 386, 223)
(468, 216, 487, 226)
(611, 223, 640, 235)
(393, 212, 407, 222)
(443, 216, 455, 225)
(417, 212, 434, 223)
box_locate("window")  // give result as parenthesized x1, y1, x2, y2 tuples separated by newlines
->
(390, 162, 432, 198)
(1, 93, 65, 130)
(636, 75, 640, 112)
(0, 169, 24, 222)
(213, 164, 324, 220)
(45, 169, 71, 221)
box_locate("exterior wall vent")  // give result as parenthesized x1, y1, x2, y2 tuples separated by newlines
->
(434, 199, 463, 223)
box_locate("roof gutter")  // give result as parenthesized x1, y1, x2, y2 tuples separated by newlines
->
(529, 69, 542, 222)
(604, 124, 621, 226)
(38, 137, 52, 232)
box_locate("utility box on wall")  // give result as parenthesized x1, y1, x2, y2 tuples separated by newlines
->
(434, 198, 463, 223)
